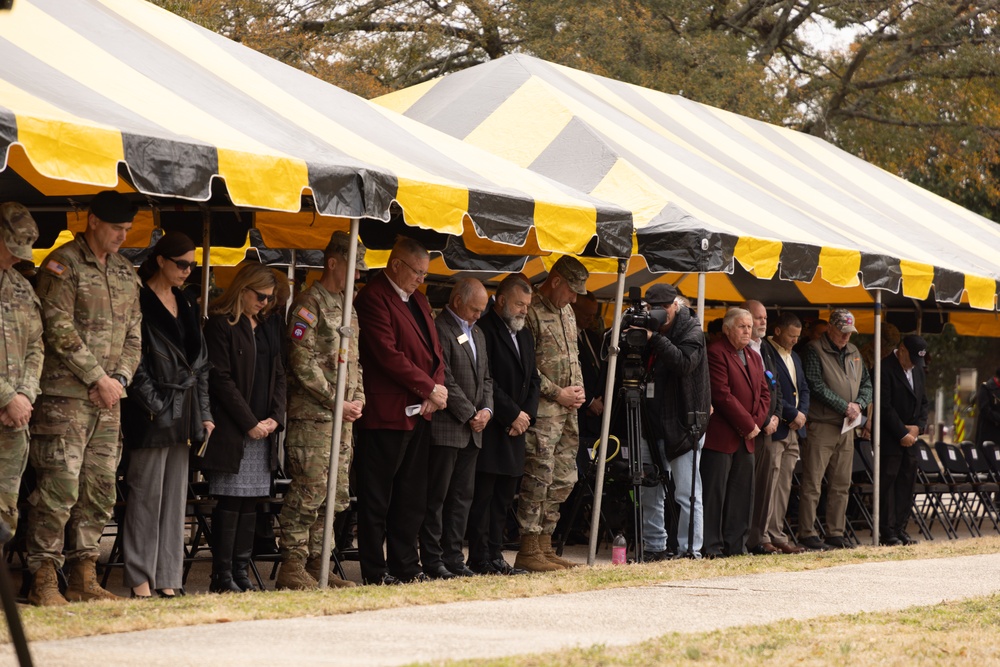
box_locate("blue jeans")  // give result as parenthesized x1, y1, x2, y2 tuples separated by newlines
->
(639, 436, 704, 555)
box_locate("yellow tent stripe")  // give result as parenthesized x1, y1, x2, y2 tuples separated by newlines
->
(965, 274, 997, 311)
(590, 159, 670, 229)
(900, 259, 935, 300)
(818, 248, 862, 287)
(532, 201, 597, 255)
(464, 77, 574, 168)
(395, 179, 469, 237)
(949, 312, 1000, 337)
(734, 237, 782, 279)
(373, 78, 440, 115)
(216, 149, 308, 212)
(17, 116, 123, 188)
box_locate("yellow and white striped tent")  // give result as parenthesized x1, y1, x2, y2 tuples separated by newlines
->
(377, 54, 1000, 329)
(0, 1, 632, 261)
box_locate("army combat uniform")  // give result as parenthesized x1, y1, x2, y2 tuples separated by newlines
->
(27, 234, 142, 573)
(517, 290, 582, 537)
(0, 257, 43, 536)
(279, 282, 364, 563)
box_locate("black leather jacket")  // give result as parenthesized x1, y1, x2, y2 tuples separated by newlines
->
(122, 285, 212, 449)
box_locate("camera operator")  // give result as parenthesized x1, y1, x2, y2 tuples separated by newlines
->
(637, 284, 711, 559)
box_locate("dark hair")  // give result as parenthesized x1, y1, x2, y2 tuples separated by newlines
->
(138, 232, 196, 282)
(773, 312, 802, 330)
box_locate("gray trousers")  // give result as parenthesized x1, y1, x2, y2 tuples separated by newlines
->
(123, 445, 189, 589)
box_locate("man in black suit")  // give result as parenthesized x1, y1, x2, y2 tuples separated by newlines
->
(877, 334, 929, 546)
(466, 276, 540, 575)
(421, 278, 493, 579)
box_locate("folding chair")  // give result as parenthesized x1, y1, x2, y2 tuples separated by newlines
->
(846, 441, 875, 543)
(856, 439, 928, 540)
(933, 441, 982, 537)
(958, 441, 1000, 534)
(911, 440, 958, 540)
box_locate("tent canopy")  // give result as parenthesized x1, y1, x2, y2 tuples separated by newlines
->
(376, 54, 1000, 312)
(0, 1, 632, 260)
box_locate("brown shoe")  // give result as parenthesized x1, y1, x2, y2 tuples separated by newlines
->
(749, 543, 781, 555)
(774, 541, 807, 554)
(276, 555, 318, 591)
(65, 557, 120, 602)
(27, 560, 68, 607)
(306, 557, 357, 588)
(538, 534, 581, 568)
(513, 534, 562, 572)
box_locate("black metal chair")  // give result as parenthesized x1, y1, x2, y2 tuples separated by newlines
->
(933, 441, 983, 537)
(957, 441, 1000, 534)
(911, 440, 958, 540)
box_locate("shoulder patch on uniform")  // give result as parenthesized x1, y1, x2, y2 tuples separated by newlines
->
(291, 322, 308, 340)
(296, 307, 318, 326)
(45, 259, 67, 276)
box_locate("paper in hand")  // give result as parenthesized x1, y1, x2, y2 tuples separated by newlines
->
(842, 413, 862, 434)
(405, 404, 422, 417)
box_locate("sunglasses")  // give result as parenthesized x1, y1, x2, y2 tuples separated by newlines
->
(166, 257, 198, 272)
(248, 288, 275, 304)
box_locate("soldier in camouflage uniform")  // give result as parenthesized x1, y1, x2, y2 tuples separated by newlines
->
(0, 204, 43, 543)
(26, 191, 142, 606)
(514, 256, 589, 572)
(276, 232, 366, 590)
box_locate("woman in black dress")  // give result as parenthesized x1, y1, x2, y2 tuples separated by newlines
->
(200, 262, 285, 593)
(122, 232, 213, 598)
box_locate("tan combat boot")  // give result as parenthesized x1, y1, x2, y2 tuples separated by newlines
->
(513, 534, 562, 573)
(64, 556, 121, 602)
(275, 555, 318, 591)
(306, 557, 357, 588)
(538, 534, 582, 569)
(27, 560, 69, 607)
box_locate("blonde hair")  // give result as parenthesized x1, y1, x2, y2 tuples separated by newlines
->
(208, 262, 277, 324)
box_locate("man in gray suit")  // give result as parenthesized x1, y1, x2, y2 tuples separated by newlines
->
(420, 278, 494, 579)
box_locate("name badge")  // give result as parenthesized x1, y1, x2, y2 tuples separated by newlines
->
(457, 333, 469, 344)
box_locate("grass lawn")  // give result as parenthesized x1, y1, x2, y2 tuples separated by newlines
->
(8, 535, 1000, 646)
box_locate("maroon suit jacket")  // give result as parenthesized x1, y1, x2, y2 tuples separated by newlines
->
(705, 337, 771, 454)
(355, 271, 446, 431)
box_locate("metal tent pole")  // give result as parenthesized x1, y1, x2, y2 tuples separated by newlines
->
(872, 290, 882, 546)
(317, 218, 360, 588)
(588, 262, 627, 565)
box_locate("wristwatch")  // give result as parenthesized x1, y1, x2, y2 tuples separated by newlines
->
(111, 374, 127, 388)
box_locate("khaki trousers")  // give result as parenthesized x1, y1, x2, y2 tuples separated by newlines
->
(748, 431, 799, 547)
(798, 421, 853, 539)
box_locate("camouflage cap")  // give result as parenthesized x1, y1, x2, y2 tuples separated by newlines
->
(0, 202, 39, 262)
(551, 255, 589, 295)
(324, 231, 368, 270)
(829, 309, 858, 333)
(89, 190, 137, 223)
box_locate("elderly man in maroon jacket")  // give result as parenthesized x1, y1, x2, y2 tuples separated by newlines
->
(354, 237, 447, 585)
(702, 307, 770, 558)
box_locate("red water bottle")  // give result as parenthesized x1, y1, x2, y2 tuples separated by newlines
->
(612, 532, 627, 564)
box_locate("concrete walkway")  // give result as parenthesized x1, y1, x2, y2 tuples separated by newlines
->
(5, 553, 1000, 667)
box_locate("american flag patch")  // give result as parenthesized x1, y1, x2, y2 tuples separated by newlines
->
(297, 307, 317, 324)
(45, 260, 67, 275)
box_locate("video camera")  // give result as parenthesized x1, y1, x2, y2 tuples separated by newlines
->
(619, 286, 666, 384)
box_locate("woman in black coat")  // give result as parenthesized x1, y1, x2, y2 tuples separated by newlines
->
(122, 232, 213, 599)
(200, 262, 285, 593)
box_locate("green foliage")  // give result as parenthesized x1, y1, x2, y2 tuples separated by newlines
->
(150, 1, 1000, 222)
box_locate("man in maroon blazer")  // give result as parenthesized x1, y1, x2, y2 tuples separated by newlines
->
(354, 237, 447, 585)
(702, 307, 771, 558)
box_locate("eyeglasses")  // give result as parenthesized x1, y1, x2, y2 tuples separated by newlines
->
(166, 257, 198, 272)
(247, 288, 275, 304)
(396, 257, 428, 279)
